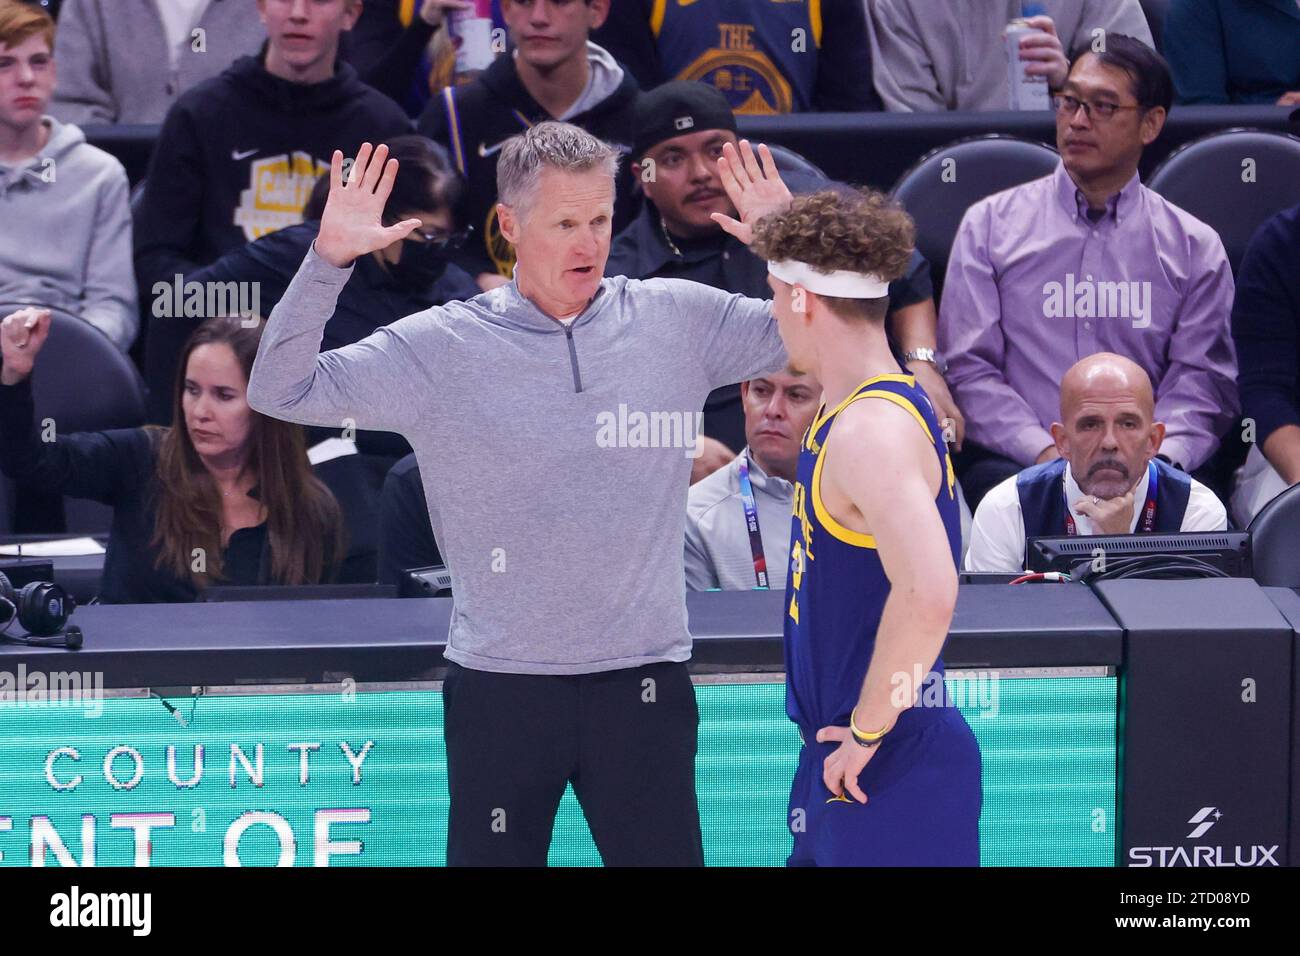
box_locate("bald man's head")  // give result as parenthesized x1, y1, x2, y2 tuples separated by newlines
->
(1050, 353, 1166, 499)
(1059, 353, 1155, 422)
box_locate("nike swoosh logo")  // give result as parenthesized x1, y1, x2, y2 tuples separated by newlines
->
(477, 140, 509, 158)
(231, 148, 259, 161)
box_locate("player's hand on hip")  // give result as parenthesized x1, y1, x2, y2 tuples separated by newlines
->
(314, 143, 422, 269)
(816, 725, 873, 805)
(711, 139, 792, 246)
(0, 307, 52, 385)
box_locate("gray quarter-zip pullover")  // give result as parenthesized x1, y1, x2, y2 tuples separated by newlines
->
(247, 246, 786, 674)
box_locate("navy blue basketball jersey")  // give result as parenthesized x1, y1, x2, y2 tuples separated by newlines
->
(784, 373, 960, 732)
(649, 0, 823, 113)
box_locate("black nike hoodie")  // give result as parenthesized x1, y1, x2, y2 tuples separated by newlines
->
(417, 44, 641, 280)
(133, 45, 412, 298)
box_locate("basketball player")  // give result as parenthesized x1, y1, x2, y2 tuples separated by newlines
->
(722, 187, 983, 866)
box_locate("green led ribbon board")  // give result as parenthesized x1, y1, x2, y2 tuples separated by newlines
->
(0, 676, 1116, 866)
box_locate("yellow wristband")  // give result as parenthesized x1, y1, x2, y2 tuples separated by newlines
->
(850, 707, 893, 742)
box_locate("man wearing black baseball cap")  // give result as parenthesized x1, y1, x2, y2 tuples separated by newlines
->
(607, 81, 959, 456)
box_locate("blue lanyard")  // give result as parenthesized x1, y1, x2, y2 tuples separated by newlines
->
(736, 452, 769, 589)
(1065, 460, 1159, 535)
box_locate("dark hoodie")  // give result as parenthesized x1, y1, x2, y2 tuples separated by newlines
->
(417, 43, 641, 280)
(132, 47, 412, 299)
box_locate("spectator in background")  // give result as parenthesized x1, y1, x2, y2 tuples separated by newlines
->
(0, 0, 136, 350)
(49, 0, 265, 126)
(418, 0, 639, 291)
(144, 135, 478, 425)
(593, 0, 880, 113)
(867, 1, 1152, 111)
(966, 354, 1226, 572)
(609, 81, 959, 454)
(1230, 203, 1300, 526)
(685, 365, 820, 591)
(939, 36, 1237, 509)
(0, 309, 351, 603)
(132, 0, 410, 304)
(1163, 0, 1300, 106)
(344, 0, 471, 115)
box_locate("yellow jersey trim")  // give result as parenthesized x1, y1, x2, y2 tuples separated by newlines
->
(807, 373, 914, 438)
(856, 389, 933, 443)
(810, 0, 823, 47)
(399, 0, 415, 28)
(651, 0, 667, 38)
(809, 385, 935, 549)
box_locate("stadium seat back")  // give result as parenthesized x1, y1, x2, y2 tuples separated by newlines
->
(765, 143, 829, 182)
(1147, 129, 1300, 273)
(312, 452, 402, 585)
(890, 136, 1060, 302)
(1, 305, 147, 535)
(1247, 482, 1300, 587)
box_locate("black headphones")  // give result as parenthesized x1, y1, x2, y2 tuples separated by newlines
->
(0, 571, 81, 649)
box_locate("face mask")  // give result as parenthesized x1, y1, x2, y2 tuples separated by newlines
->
(388, 239, 450, 289)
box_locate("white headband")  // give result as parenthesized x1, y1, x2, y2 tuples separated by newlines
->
(767, 259, 890, 299)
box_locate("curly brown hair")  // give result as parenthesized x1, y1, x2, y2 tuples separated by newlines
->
(750, 186, 916, 319)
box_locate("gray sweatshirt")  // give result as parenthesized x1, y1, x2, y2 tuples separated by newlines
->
(50, 0, 266, 126)
(247, 246, 786, 674)
(0, 117, 138, 350)
(866, 0, 1153, 112)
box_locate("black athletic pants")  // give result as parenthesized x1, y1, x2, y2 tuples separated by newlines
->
(441, 660, 704, 866)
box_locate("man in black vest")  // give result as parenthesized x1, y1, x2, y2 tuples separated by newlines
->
(965, 352, 1226, 572)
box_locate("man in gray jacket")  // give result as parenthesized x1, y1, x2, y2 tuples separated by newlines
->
(685, 364, 822, 591)
(0, 0, 136, 350)
(50, 0, 265, 126)
(248, 122, 794, 865)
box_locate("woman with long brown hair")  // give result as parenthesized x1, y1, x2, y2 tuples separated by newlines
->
(0, 308, 345, 602)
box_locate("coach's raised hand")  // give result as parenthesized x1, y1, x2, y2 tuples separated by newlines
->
(314, 143, 423, 269)
(711, 139, 793, 247)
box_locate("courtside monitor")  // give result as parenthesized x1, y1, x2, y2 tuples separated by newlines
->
(1026, 531, 1252, 579)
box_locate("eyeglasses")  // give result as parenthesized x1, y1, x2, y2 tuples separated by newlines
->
(383, 219, 472, 251)
(1052, 94, 1143, 121)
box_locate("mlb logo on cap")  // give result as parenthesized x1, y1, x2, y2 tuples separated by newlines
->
(674, 116, 695, 131)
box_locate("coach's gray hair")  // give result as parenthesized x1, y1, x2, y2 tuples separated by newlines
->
(496, 121, 621, 222)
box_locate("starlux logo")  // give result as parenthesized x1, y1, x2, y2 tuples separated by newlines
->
(1186, 806, 1219, 839)
(1128, 807, 1280, 867)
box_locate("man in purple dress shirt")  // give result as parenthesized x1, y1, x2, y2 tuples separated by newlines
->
(938, 34, 1238, 509)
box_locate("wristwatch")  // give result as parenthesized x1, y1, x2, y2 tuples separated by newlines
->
(903, 347, 946, 374)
